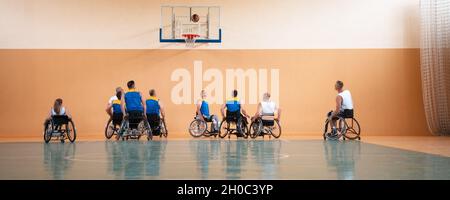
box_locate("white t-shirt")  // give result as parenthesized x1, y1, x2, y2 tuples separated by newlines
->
(261, 101, 278, 115)
(109, 96, 118, 104)
(338, 90, 353, 110)
(51, 107, 66, 116)
(108, 95, 119, 113)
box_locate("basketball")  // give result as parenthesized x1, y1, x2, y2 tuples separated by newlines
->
(191, 14, 200, 22)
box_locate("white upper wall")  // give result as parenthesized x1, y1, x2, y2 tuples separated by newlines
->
(0, 0, 420, 49)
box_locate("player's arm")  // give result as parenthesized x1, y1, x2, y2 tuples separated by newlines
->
(159, 100, 166, 119)
(196, 100, 205, 121)
(120, 95, 126, 118)
(241, 103, 250, 118)
(221, 103, 226, 118)
(252, 103, 262, 120)
(140, 92, 146, 116)
(332, 96, 343, 116)
(106, 103, 112, 117)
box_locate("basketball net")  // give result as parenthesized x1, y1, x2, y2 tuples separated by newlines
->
(182, 34, 200, 48)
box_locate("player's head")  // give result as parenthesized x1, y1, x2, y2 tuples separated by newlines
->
(127, 80, 135, 89)
(201, 90, 207, 98)
(149, 89, 156, 96)
(115, 87, 123, 100)
(263, 92, 271, 101)
(335, 80, 344, 91)
(232, 90, 238, 98)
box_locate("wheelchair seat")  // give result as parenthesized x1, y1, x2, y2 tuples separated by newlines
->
(127, 111, 144, 129)
(342, 109, 354, 119)
(112, 113, 123, 126)
(51, 115, 70, 125)
(195, 112, 213, 122)
(225, 110, 241, 123)
(261, 115, 275, 126)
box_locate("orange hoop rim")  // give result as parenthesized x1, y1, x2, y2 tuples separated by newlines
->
(182, 34, 200, 40)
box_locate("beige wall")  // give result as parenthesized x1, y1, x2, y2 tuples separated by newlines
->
(0, 49, 429, 136)
(0, 0, 429, 137)
(0, 0, 419, 49)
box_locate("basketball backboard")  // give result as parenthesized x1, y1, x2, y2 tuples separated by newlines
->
(160, 6, 221, 43)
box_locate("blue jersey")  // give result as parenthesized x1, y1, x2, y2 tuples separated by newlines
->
(199, 100, 210, 117)
(146, 96, 160, 115)
(112, 99, 122, 114)
(226, 97, 241, 112)
(124, 89, 143, 112)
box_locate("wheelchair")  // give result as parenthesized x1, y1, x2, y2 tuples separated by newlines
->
(249, 115, 282, 139)
(43, 115, 76, 143)
(118, 111, 152, 141)
(189, 114, 218, 138)
(105, 113, 123, 139)
(323, 110, 361, 140)
(146, 114, 168, 138)
(218, 112, 249, 139)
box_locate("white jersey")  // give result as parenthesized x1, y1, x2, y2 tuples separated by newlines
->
(260, 101, 278, 115)
(51, 107, 66, 116)
(109, 96, 118, 104)
(338, 90, 353, 110)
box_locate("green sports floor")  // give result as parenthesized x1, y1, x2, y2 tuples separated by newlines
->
(0, 140, 449, 180)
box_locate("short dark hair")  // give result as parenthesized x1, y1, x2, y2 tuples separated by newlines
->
(149, 89, 156, 96)
(233, 90, 238, 97)
(55, 98, 63, 105)
(336, 80, 344, 90)
(127, 80, 135, 89)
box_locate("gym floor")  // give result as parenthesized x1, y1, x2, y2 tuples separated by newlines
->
(1, 138, 449, 180)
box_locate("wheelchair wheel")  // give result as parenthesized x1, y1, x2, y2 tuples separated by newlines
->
(66, 120, 76, 143)
(249, 119, 262, 139)
(146, 128, 153, 141)
(323, 119, 329, 140)
(270, 120, 282, 138)
(242, 124, 249, 139)
(160, 119, 168, 138)
(343, 118, 361, 140)
(189, 119, 206, 138)
(43, 122, 53, 143)
(104, 119, 116, 139)
(218, 120, 229, 138)
(239, 118, 249, 139)
(324, 118, 345, 140)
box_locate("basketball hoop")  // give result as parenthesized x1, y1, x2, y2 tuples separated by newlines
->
(182, 33, 200, 47)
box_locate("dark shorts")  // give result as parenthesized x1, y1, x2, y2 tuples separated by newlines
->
(261, 114, 275, 126)
(112, 113, 123, 126)
(146, 113, 161, 133)
(204, 115, 216, 122)
(127, 111, 144, 129)
(328, 109, 354, 119)
(226, 110, 241, 122)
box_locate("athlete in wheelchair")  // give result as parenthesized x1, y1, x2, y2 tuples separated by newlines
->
(117, 80, 152, 141)
(219, 90, 250, 139)
(249, 92, 282, 139)
(323, 80, 361, 140)
(189, 90, 220, 137)
(43, 98, 76, 143)
(145, 89, 168, 138)
(105, 87, 124, 139)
